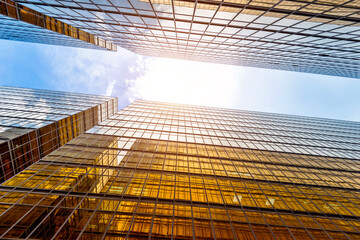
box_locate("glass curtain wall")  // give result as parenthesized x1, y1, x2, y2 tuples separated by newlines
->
(12, 0, 360, 78)
(0, 86, 117, 183)
(0, 99, 358, 239)
(0, 0, 116, 50)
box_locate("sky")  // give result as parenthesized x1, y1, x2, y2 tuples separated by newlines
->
(1, 38, 360, 122)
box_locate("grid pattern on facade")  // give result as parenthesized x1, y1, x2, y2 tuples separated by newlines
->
(0, 86, 118, 183)
(0, 100, 359, 239)
(0, 0, 116, 50)
(13, 0, 360, 78)
(93, 100, 360, 160)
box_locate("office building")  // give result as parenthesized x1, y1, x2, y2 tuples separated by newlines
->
(0, 99, 359, 239)
(7, 0, 360, 78)
(0, 0, 116, 50)
(0, 86, 117, 183)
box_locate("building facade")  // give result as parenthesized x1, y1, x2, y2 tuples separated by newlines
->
(0, 99, 359, 239)
(0, 0, 116, 50)
(0, 86, 117, 183)
(8, 0, 360, 78)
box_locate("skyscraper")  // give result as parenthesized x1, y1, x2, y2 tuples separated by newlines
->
(7, 0, 360, 78)
(0, 86, 117, 183)
(0, 0, 116, 50)
(0, 99, 359, 239)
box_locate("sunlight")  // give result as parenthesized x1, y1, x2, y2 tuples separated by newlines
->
(128, 57, 242, 108)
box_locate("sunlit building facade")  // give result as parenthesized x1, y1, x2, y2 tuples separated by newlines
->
(0, 99, 359, 239)
(0, 86, 117, 183)
(10, 0, 360, 78)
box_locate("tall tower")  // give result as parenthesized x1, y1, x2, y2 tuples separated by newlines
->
(4, 0, 359, 78)
(0, 86, 117, 183)
(0, 0, 116, 50)
(0, 99, 358, 239)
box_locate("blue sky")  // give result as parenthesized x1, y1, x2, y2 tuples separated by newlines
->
(1, 38, 359, 122)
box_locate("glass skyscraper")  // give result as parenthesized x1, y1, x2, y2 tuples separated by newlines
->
(0, 0, 116, 50)
(0, 99, 359, 239)
(0, 86, 117, 183)
(5, 0, 360, 78)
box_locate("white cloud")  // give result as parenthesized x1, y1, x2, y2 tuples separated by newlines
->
(128, 66, 135, 73)
(106, 79, 117, 96)
(42, 45, 139, 98)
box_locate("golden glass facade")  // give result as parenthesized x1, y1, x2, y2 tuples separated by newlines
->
(0, 86, 117, 183)
(0, 99, 359, 239)
(11, 0, 360, 78)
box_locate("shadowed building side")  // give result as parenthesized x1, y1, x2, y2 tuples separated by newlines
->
(0, 0, 116, 50)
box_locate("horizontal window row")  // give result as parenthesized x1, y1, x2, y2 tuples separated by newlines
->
(1, 198, 359, 239)
(100, 119, 360, 148)
(0, 86, 113, 103)
(70, 135, 360, 173)
(105, 116, 360, 144)
(44, 144, 360, 191)
(116, 108, 360, 139)
(3, 160, 360, 218)
(86, 126, 360, 159)
(126, 102, 360, 131)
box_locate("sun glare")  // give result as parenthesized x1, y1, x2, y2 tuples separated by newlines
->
(130, 57, 242, 108)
